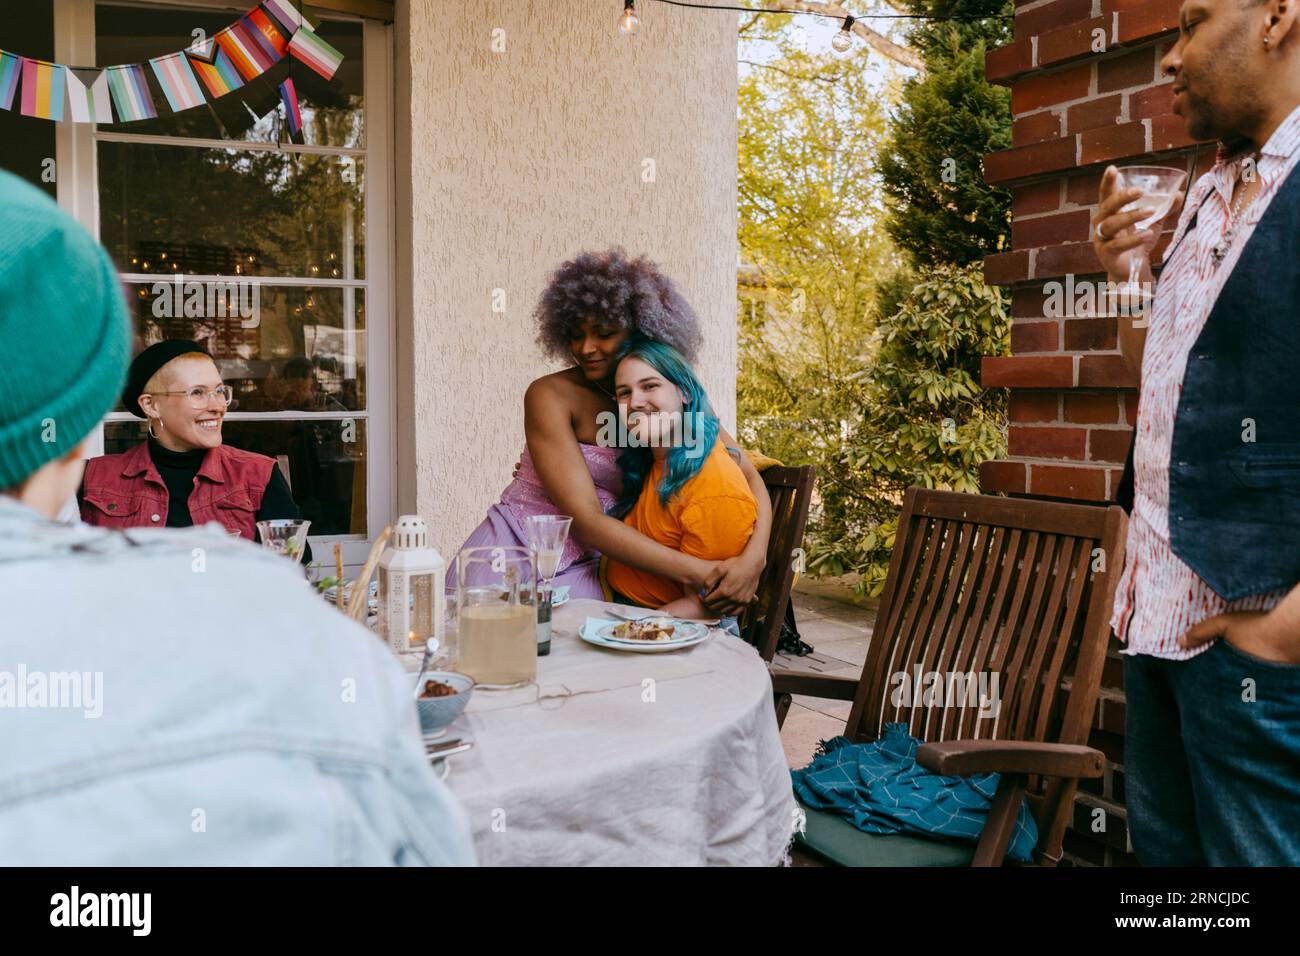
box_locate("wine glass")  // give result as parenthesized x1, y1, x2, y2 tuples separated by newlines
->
(255, 519, 311, 560)
(1114, 165, 1188, 308)
(525, 515, 572, 650)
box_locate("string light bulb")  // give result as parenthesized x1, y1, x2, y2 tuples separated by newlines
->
(831, 15, 855, 53)
(619, 0, 639, 35)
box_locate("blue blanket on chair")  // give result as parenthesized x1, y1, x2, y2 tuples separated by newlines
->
(790, 723, 1038, 863)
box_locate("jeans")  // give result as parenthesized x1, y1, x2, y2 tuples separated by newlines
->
(1124, 640, 1300, 865)
(716, 616, 742, 639)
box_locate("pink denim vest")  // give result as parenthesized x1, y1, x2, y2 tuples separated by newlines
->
(80, 441, 275, 541)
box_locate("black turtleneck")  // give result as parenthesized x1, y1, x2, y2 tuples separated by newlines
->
(147, 437, 210, 528)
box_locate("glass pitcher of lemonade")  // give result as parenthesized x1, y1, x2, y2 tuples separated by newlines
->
(454, 546, 537, 689)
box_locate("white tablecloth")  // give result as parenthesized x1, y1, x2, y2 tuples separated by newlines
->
(403, 599, 796, 866)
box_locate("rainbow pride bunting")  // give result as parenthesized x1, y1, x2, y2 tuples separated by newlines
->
(247, 8, 289, 60)
(21, 58, 66, 121)
(149, 52, 205, 112)
(186, 38, 245, 98)
(216, 18, 278, 82)
(105, 64, 156, 122)
(0, 5, 345, 125)
(279, 77, 302, 137)
(261, 0, 311, 34)
(289, 25, 343, 81)
(0, 52, 21, 111)
(65, 68, 113, 124)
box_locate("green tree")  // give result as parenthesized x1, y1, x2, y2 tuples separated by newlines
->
(799, 2, 1014, 597)
(807, 263, 1009, 593)
(878, 0, 1013, 267)
(735, 13, 898, 482)
(735, 3, 1013, 599)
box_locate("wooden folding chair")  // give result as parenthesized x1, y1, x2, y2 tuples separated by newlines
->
(739, 465, 815, 662)
(774, 487, 1127, 867)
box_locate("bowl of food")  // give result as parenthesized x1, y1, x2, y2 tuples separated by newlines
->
(411, 670, 474, 737)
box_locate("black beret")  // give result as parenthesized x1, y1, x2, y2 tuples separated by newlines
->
(122, 340, 211, 418)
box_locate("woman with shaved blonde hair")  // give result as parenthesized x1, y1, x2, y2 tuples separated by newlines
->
(78, 339, 308, 557)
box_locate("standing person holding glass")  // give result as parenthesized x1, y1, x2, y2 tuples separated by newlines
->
(78, 339, 311, 560)
(1092, 0, 1300, 866)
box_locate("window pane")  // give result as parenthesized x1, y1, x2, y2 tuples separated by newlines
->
(0, 0, 56, 198)
(95, 4, 364, 149)
(118, 283, 366, 414)
(99, 141, 365, 278)
(104, 418, 368, 537)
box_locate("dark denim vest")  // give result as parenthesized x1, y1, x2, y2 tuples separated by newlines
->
(1136, 160, 1300, 600)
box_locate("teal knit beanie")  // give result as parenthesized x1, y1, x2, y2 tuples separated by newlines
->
(0, 171, 130, 489)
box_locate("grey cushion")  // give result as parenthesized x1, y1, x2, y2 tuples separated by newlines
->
(795, 799, 976, 867)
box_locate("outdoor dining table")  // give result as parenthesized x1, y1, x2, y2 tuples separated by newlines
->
(400, 598, 797, 866)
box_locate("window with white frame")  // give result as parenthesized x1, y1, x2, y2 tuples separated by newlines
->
(5, 0, 392, 566)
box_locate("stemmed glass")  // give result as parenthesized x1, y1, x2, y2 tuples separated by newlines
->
(1114, 166, 1188, 308)
(525, 515, 572, 652)
(255, 519, 311, 561)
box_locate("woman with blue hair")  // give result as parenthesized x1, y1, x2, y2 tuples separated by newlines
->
(605, 337, 757, 628)
(450, 248, 771, 615)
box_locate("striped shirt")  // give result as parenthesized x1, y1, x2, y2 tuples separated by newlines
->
(1111, 103, 1300, 659)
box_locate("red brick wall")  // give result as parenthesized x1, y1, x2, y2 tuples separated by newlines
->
(980, 0, 1214, 866)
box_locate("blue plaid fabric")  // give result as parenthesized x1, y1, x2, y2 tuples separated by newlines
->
(791, 723, 1038, 863)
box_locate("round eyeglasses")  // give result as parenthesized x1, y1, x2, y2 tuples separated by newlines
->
(149, 385, 236, 409)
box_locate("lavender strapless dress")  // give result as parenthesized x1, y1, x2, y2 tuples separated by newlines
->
(446, 443, 623, 599)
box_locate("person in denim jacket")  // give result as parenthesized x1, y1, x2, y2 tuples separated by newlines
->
(0, 170, 475, 866)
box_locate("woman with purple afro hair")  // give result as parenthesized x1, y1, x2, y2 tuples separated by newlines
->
(447, 248, 772, 613)
(534, 248, 704, 363)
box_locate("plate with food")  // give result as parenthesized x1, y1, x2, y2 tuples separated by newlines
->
(580, 617, 710, 652)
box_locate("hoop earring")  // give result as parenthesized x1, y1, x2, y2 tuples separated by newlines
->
(147, 417, 161, 440)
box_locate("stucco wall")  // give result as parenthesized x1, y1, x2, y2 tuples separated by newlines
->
(395, 0, 739, 552)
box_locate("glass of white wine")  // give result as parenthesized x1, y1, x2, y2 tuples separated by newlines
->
(454, 546, 537, 689)
(255, 519, 310, 560)
(525, 515, 572, 653)
(1114, 165, 1189, 308)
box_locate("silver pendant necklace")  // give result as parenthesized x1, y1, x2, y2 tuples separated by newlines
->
(1211, 160, 1258, 267)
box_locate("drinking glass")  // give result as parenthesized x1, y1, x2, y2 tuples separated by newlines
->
(525, 515, 572, 651)
(255, 519, 310, 560)
(1114, 165, 1188, 306)
(454, 546, 537, 689)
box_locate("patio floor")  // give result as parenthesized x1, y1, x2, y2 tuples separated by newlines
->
(778, 577, 877, 770)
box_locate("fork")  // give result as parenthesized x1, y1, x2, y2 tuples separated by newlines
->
(604, 606, 673, 622)
(603, 606, 721, 627)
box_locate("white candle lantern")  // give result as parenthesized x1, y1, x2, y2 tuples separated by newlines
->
(377, 515, 445, 655)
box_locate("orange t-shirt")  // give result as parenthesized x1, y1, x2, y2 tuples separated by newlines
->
(606, 441, 757, 608)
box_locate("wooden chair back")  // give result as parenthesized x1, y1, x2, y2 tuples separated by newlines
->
(845, 488, 1126, 857)
(740, 465, 816, 662)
